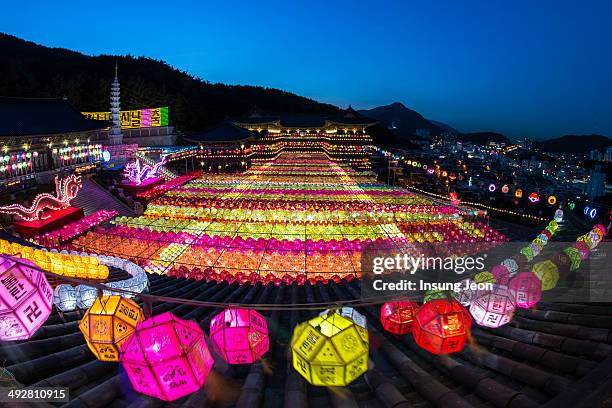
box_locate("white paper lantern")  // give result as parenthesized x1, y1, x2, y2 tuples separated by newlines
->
(75, 285, 97, 309)
(53, 284, 77, 312)
(320, 307, 367, 328)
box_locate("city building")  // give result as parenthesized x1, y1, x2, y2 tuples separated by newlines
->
(586, 164, 606, 199)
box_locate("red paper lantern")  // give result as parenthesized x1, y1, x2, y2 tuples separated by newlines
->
(412, 299, 471, 354)
(380, 301, 419, 334)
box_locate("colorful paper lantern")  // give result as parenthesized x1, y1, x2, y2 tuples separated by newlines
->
(79, 295, 143, 361)
(491, 265, 510, 285)
(469, 284, 515, 328)
(120, 312, 214, 401)
(532, 260, 559, 290)
(508, 272, 542, 308)
(53, 284, 76, 312)
(474, 271, 496, 284)
(563, 247, 582, 271)
(423, 289, 448, 303)
(380, 301, 418, 334)
(210, 308, 269, 364)
(452, 278, 477, 306)
(413, 299, 471, 354)
(75, 285, 98, 309)
(554, 208, 564, 222)
(501, 258, 519, 276)
(0, 254, 53, 341)
(291, 311, 369, 386)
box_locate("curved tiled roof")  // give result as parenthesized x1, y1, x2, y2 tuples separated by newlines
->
(185, 122, 255, 142)
(2, 273, 612, 407)
(0, 97, 107, 137)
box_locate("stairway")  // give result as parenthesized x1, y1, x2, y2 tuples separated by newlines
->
(134, 151, 178, 180)
(72, 177, 135, 217)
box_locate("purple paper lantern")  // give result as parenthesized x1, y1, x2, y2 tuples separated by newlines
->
(469, 284, 515, 328)
(508, 272, 542, 308)
(120, 312, 214, 401)
(0, 254, 53, 341)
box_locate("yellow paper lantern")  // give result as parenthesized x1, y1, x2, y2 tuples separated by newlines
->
(291, 312, 368, 386)
(532, 260, 559, 291)
(79, 295, 144, 361)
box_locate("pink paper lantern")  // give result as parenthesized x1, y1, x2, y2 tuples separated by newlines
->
(0, 254, 53, 341)
(469, 284, 515, 328)
(491, 265, 510, 284)
(508, 272, 542, 308)
(120, 312, 213, 402)
(210, 308, 269, 364)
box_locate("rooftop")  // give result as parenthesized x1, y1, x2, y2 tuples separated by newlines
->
(185, 121, 255, 143)
(0, 97, 107, 137)
(234, 105, 377, 129)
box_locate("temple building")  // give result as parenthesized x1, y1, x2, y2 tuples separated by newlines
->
(233, 106, 376, 169)
(183, 121, 254, 172)
(0, 96, 107, 191)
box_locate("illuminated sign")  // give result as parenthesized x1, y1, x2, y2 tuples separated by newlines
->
(82, 107, 169, 129)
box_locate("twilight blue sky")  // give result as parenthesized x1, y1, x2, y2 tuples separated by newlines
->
(3, 0, 612, 140)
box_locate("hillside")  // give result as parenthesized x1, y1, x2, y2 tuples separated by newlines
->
(534, 134, 612, 154)
(358, 102, 443, 138)
(0, 33, 339, 132)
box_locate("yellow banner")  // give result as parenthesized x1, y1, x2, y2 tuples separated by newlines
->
(82, 107, 168, 129)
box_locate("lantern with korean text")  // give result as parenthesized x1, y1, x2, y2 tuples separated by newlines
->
(380, 301, 418, 334)
(79, 295, 143, 361)
(412, 299, 471, 354)
(291, 311, 368, 386)
(210, 308, 269, 364)
(0, 254, 52, 341)
(120, 312, 214, 401)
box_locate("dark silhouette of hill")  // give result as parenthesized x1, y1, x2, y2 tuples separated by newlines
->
(429, 119, 460, 134)
(534, 134, 612, 154)
(457, 131, 512, 145)
(0, 33, 339, 131)
(358, 102, 443, 137)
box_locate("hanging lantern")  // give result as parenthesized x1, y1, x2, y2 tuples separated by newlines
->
(491, 265, 510, 284)
(53, 284, 77, 312)
(519, 246, 535, 262)
(380, 301, 418, 334)
(528, 192, 540, 203)
(508, 272, 542, 308)
(0, 254, 53, 341)
(554, 208, 564, 222)
(532, 260, 559, 290)
(515, 189, 523, 198)
(563, 247, 582, 271)
(79, 295, 143, 361)
(501, 184, 509, 194)
(291, 311, 369, 386)
(547, 196, 557, 205)
(474, 271, 496, 284)
(210, 308, 269, 364)
(75, 285, 97, 309)
(501, 258, 519, 276)
(412, 299, 471, 354)
(423, 289, 448, 303)
(452, 278, 477, 306)
(320, 307, 367, 328)
(469, 284, 515, 328)
(120, 312, 214, 402)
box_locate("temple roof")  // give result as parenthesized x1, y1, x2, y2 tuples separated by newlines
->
(0, 97, 107, 137)
(233, 106, 377, 128)
(185, 121, 255, 142)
